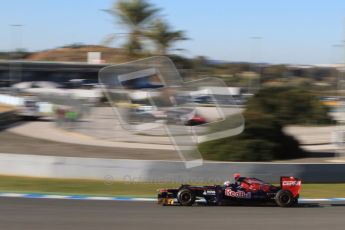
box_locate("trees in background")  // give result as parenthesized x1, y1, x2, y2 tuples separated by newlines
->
(144, 20, 188, 55)
(246, 87, 334, 125)
(105, 0, 159, 55)
(199, 111, 305, 161)
(105, 0, 187, 56)
(199, 86, 334, 162)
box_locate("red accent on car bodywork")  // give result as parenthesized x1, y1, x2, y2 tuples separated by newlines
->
(190, 116, 207, 124)
(240, 178, 273, 193)
(280, 176, 302, 197)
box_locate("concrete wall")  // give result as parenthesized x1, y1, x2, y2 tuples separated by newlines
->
(1, 153, 345, 183)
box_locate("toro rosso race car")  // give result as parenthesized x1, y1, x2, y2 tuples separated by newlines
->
(158, 174, 302, 207)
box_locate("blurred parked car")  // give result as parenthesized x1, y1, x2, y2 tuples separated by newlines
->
(166, 108, 207, 126)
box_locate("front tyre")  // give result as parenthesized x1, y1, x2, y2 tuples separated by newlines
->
(177, 188, 195, 206)
(275, 190, 295, 207)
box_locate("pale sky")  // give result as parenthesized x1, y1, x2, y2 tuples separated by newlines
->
(1, 0, 345, 64)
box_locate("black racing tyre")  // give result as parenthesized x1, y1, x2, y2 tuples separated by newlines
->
(177, 188, 195, 206)
(275, 190, 295, 207)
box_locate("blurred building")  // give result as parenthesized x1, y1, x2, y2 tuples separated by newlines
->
(0, 60, 107, 87)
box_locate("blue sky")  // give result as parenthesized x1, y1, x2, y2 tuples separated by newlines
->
(1, 0, 345, 64)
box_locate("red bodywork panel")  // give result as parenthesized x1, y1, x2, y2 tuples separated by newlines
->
(280, 176, 302, 197)
(239, 177, 301, 197)
(240, 178, 275, 193)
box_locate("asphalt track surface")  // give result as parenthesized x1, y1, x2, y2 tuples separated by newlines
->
(0, 131, 178, 160)
(1, 197, 345, 230)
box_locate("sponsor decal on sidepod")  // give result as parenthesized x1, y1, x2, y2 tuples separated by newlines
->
(203, 190, 216, 195)
(224, 188, 251, 199)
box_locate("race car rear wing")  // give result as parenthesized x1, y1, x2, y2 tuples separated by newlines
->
(280, 176, 302, 197)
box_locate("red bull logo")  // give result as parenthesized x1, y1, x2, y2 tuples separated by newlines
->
(225, 188, 251, 199)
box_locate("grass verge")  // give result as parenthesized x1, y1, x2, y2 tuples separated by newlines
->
(0, 175, 344, 198)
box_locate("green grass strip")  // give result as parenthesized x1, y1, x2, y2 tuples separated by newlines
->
(0, 175, 344, 198)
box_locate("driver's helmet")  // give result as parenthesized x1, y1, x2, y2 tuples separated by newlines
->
(234, 173, 241, 181)
(223, 181, 231, 187)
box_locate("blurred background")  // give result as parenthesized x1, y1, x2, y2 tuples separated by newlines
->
(2, 2, 345, 229)
(0, 0, 345, 171)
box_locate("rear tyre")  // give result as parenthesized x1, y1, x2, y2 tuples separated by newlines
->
(177, 188, 195, 206)
(275, 190, 295, 207)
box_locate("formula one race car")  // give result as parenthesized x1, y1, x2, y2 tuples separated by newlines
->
(158, 176, 302, 207)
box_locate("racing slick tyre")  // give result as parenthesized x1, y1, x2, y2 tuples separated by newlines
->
(177, 188, 196, 206)
(275, 190, 295, 207)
